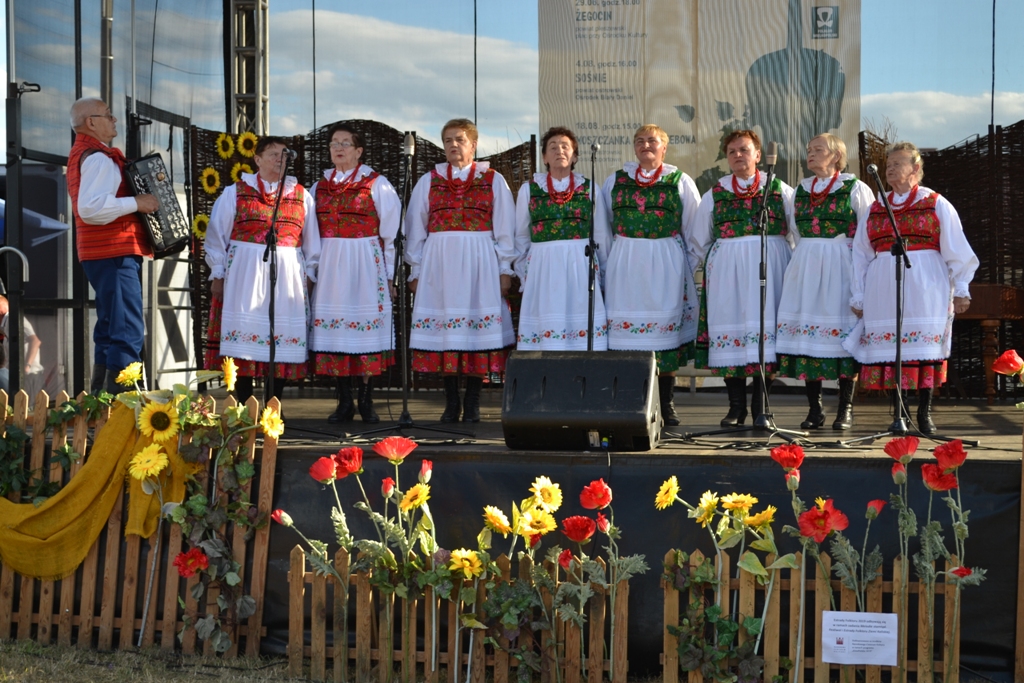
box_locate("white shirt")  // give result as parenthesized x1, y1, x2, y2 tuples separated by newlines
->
(76, 146, 139, 225)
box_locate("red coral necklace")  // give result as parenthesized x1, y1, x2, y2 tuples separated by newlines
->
(256, 174, 278, 204)
(732, 174, 760, 198)
(887, 185, 919, 213)
(808, 171, 840, 207)
(446, 162, 477, 196)
(635, 164, 663, 187)
(546, 173, 577, 205)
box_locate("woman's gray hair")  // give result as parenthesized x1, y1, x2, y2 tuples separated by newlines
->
(888, 141, 924, 183)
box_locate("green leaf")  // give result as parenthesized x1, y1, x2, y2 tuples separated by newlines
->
(460, 615, 487, 629)
(225, 571, 242, 587)
(766, 553, 800, 570)
(736, 551, 768, 577)
(477, 527, 492, 552)
(716, 528, 743, 549)
(141, 478, 156, 496)
(236, 595, 257, 620)
(749, 538, 776, 553)
(459, 586, 477, 605)
(116, 392, 141, 410)
(195, 370, 222, 384)
(194, 614, 217, 640)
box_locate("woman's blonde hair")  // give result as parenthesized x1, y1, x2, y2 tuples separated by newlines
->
(809, 133, 848, 172)
(888, 141, 924, 183)
(441, 118, 479, 144)
(634, 124, 668, 147)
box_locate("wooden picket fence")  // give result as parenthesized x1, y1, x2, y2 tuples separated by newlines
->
(0, 390, 278, 656)
(288, 547, 630, 683)
(661, 549, 962, 683)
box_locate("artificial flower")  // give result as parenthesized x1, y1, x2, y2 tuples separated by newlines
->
(528, 534, 541, 548)
(744, 505, 777, 530)
(200, 167, 220, 195)
(950, 566, 973, 579)
(309, 456, 337, 484)
(260, 407, 285, 439)
(271, 509, 293, 527)
(230, 162, 253, 183)
(934, 440, 967, 472)
(580, 478, 612, 509)
(865, 499, 886, 520)
(883, 435, 920, 464)
(128, 443, 169, 481)
(419, 459, 433, 485)
(892, 462, 907, 485)
(770, 443, 804, 471)
(596, 512, 609, 533)
(483, 506, 512, 536)
(558, 548, 573, 571)
(785, 469, 801, 491)
(693, 490, 719, 528)
(921, 463, 958, 492)
(381, 477, 395, 498)
(221, 357, 237, 392)
(173, 548, 209, 578)
(517, 507, 557, 538)
(399, 483, 431, 512)
(798, 498, 849, 543)
(561, 515, 597, 543)
(116, 361, 143, 387)
(138, 401, 179, 443)
(373, 436, 417, 464)
(215, 132, 235, 159)
(333, 447, 363, 476)
(655, 476, 679, 510)
(991, 349, 1024, 377)
(191, 213, 209, 240)
(237, 131, 258, 158)
(530, 476, 563, 513)
(449, 548, 484, 579)
(721, 493, 758, 512)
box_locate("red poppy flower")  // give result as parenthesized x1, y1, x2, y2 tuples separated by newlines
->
(334, 447, 364, 476)
(381, 477, 396, 498)
(173, 548, 210, 578)
(309, 456, 338, 484)
(892, 462, 907, 485)
(770, 444, 804, 471)
(596, 512, 609, 534)
(992, 349, 1024, 376)
(883, 436, 920, 464)
(921, 463, 958, 492)
(374, 436, 418, 463)
(785, 469, 801, 491)
(580, 479, 613, 510)
(933, 440, 967, 472)
(798, 499, 849, 543)
(419, 459, 433, 484)
(950, 566, 972, 579)
(271, 509, 293, 527)
(558, 548, 573, 571)
(865, 499, 886, 520)
(561, 515, 597, 543)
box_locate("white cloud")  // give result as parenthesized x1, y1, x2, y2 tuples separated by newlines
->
(862, 91, 1024, 149)
(268, 10, 539, 155)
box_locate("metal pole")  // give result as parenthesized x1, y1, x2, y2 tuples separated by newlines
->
(100, 0, 113, 105)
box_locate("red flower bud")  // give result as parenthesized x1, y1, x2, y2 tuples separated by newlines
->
(528, 534, 541, 548)
(558, 548, 573, 571)
(950, 566, 972, 579)
(382, 477, 396, 498)
(865, 499, 886, 520)
(785, 469, 801, 491)
(596, 512, 609, 533)
(892, 462, 907, 485)
(271, 509, 293, 527)
(419, 459, 433, 485)
(992, 349, 1024, 377)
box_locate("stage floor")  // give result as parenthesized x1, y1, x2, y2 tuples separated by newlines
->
(252, 385, 1024, 459)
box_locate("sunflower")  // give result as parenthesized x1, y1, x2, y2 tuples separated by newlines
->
(516, 507, 557, 538)
(693, 490, 720, 528)
(399, 483, 430, 512)
(138, 401, 180, 443)
(655, 476, 679, 510)
(260, 406, 285, 439)
(449, 548, 484, 579)
(482, 505, 511, 536)
(744, 505, 777, 531)
(191, 213, 209, 240)
(230, 162, 253, 183)
(221, 357, 237, 392)
(215, 132, 235, 159)
(529, 476, 562, 513)
(129, 443, 169, 481)
(237, 131, 258, 158)
(116, 362, 143, 387)
(721, 493, 758, 513)
(200, 167, 220, 195)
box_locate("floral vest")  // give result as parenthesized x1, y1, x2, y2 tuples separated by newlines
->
(866, 193, 941, 252)
(315, 172, 380, 239)
(231, 181, 306, 246)
(711, 177, 788, 239)
(427, 167, 495, 233)
(527, 178, 592, 242)
(793, 178, 857, 239)
(610, 169, 684, 239)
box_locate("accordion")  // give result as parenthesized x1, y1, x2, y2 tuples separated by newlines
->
(125, 153, 190, 259)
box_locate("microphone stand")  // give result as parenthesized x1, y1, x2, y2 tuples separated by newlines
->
(261, 154, 290, 406)
(586, 144, 599, 351)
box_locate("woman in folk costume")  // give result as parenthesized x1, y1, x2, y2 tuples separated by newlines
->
(843, 142, 977, 434)
(691, 129, 796, 427)
(776, 134, 874, 431)
(309, 123, 400, 425)
(405, 118, 516, 423)
(514, 126, 611, 351)
(205, 135, 320, 405)
(597, 124, 701, 426)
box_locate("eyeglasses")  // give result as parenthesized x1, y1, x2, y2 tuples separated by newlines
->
(329, 141, 355, 150)
(89, 113, 116, 121)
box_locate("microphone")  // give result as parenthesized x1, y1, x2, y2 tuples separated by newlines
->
(403, 133, 415, 157)
(591, 143, 600, 153)
(282, 147, 298, 162)
(765, 141, 778, 167)
(867, 163, 879, 176)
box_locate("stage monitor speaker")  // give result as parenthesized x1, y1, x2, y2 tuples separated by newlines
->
(501, 350, 661, 452)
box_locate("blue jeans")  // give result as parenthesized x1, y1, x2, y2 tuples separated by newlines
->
(81, 255, 144, 372)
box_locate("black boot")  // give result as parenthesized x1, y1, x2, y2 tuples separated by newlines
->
(917, 388, 936, 435)
(463, 376, 483, 423)
(659, 376, 680, 427)
(832, 378, 856, 430)
(235, 376, 254, 406)
(720, 378, 748, 427)
(751, 376, 770, 422)
(328, 377, 355, 424)
(891, 387, 911, 423)
(91, 364, 108, 394)
(801, 380, 825, 429)
(104, 369, 125, 395)
(358, 378, 380, 424)
(440, 376, 461, 423)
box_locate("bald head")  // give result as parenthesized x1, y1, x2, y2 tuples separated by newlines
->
(70, 98, 106, 129)
(70, 97, 118, 144)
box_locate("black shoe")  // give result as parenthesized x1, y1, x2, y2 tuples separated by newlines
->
(327, 378, 355, 424)
(659, 376, 680, 427)
(357, 378, 380, 424)
(832, 377, 855, 430)
(91, 364, 108, 394)
(235, 376, 255, 406)
(720, 378, 747, 427)
(462, 376, 483, 423)
(440, 376, 461, 423)
(917, 388, 936, 435)
(800, 380, 825, 429)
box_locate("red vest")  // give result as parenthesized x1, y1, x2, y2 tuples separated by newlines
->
(427, 167, 495, 233)
(866, 194, 942, 253)
(67, 134, 152, 261)
(315, 172, 380, 238)
(230, 180, 306, 246)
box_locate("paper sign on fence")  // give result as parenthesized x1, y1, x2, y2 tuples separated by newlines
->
(821, 611, 898, 666)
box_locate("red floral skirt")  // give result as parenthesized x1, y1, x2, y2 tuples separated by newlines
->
(859, 361, 947, 391)
(204, 292, 308, 379)
(412, 349, 509, 376)
(314, 351, 395, 377)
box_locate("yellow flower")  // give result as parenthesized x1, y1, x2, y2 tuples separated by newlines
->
(529, 476, 562, 513)
(449, 548, 484, 579)
(655, 476, 679, 510)
(814, 497, 827, 512)
(260, 407, 285, 439)
(138, 401, 179, 443)
(128, 443, 169, 481)
(482, 505, 511, 536)
(215, 132, 235, 159)
(399, 483, 431, 512)
(237, 131, 258, 158)
(221, 357, 237, 392)
(230, 162, 253, 183)
(744, 505, 777, 530)
(516, 507, 556, 537)
(721, 493, 758, 512)
(694, 490, 719, 528)
(200, 167, 220, 195)
(191, 213, 209, 240)
(116, 362, 143, 387)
